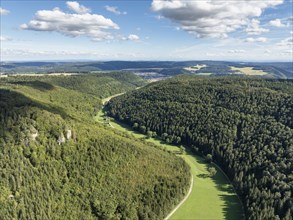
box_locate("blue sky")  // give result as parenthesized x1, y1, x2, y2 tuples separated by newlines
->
(0, 0, 292, 61)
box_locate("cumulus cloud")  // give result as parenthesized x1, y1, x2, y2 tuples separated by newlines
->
(269, 19, 286, 27)
(20, 4, 119, 41)
(0, 7, 10, 15)
(244, 37, 267, 43)
(105, 5, 127, 15)
(66, 1, 91, 14)
(0, 36, 12, 41)
(121, 34, 140, 41)
(127, 34, 139, 41)
(151, 0, 282, 38)
(245, 19, 269, 35)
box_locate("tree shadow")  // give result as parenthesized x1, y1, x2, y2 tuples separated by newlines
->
(219, 194, 244, 220)
(197, 173, 210, 179)
(0, 89, 71, 119)
(9, 80, 55, 91)
(210, 166, 244, 220)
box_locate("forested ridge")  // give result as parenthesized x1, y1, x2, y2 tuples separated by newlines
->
(0, 73, 190, 220)
(108, 75, 293, 219)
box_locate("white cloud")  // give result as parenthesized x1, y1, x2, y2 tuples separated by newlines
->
(244, 37, 267, 43)
(105, 5, 127, 15)
(151, 0, 282, 38)
(127, 34, 140, 41)
(269, 19, 286, 27)
(277, 37, 293, 46)
(228, 49, 245, 54)
(0, 7, 10, 15)
(245, 19, 269, 35)
(0, 36, 12, 41)
(20, 5, 119, 41)
(66, 1, 91, 14)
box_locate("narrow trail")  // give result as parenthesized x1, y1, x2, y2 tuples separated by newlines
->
(164, 175, 194, 220)
(102, 92, 125, 105)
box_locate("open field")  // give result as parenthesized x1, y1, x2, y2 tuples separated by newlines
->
(95, 95, 244, 220)
(4, 73, 79, 76)
(184, 64, 207, 72)
(197, 72, 213, 76)
(230, 66, 268, 75)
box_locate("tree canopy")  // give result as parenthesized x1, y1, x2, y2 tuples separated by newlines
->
(0, 73, 190, 220)
(108, 75, 293, 219)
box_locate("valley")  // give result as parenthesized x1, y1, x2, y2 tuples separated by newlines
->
(107, 75, 293, 219)
(1, 0, 292, 219)
(0, 72, 292, 219)
(96, 93, 243, 220)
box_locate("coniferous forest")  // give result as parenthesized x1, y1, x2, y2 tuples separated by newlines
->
(0, 73, 190, 220)
(108, 75, 293, 219)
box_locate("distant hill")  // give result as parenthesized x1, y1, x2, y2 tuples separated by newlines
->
(1, 61, 292, 79)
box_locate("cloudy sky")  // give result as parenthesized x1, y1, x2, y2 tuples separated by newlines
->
(0, 0, 292, 61)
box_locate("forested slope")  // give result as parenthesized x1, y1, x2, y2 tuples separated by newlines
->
(0, 73, 190, 220)
(108, 75, 293, 219)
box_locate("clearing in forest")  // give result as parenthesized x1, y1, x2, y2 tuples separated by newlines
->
(184, 64, 207, 72)
(230, 66, 268, 75)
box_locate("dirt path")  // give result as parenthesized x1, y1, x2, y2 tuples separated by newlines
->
(102, 92, 125, 105)
(164, 175, 194, 220)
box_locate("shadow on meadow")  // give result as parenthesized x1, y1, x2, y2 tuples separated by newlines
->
(211, 165, 244, 220)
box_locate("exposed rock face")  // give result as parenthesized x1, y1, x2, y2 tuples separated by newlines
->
(31, 131, 38, 141)
(57, 133, 66, 145)
(66, 129, 72, 140)
(29, 127, 38, 141)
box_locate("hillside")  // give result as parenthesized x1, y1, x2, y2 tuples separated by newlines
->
(1, 61, 292, 79)
(0, 73, 190, 220)
(107, 75, 293, 219)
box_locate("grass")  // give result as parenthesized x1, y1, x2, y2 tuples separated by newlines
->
(170, 151, 243, 220)
(230, 66, 268, 76)
(184, 64, 207, 72)
(197, 72, 213, 76)
(95, 98, 244, 220)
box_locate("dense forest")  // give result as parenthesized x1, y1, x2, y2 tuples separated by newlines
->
(108, 75, 293, 219)
(0, 73, 190, 219)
